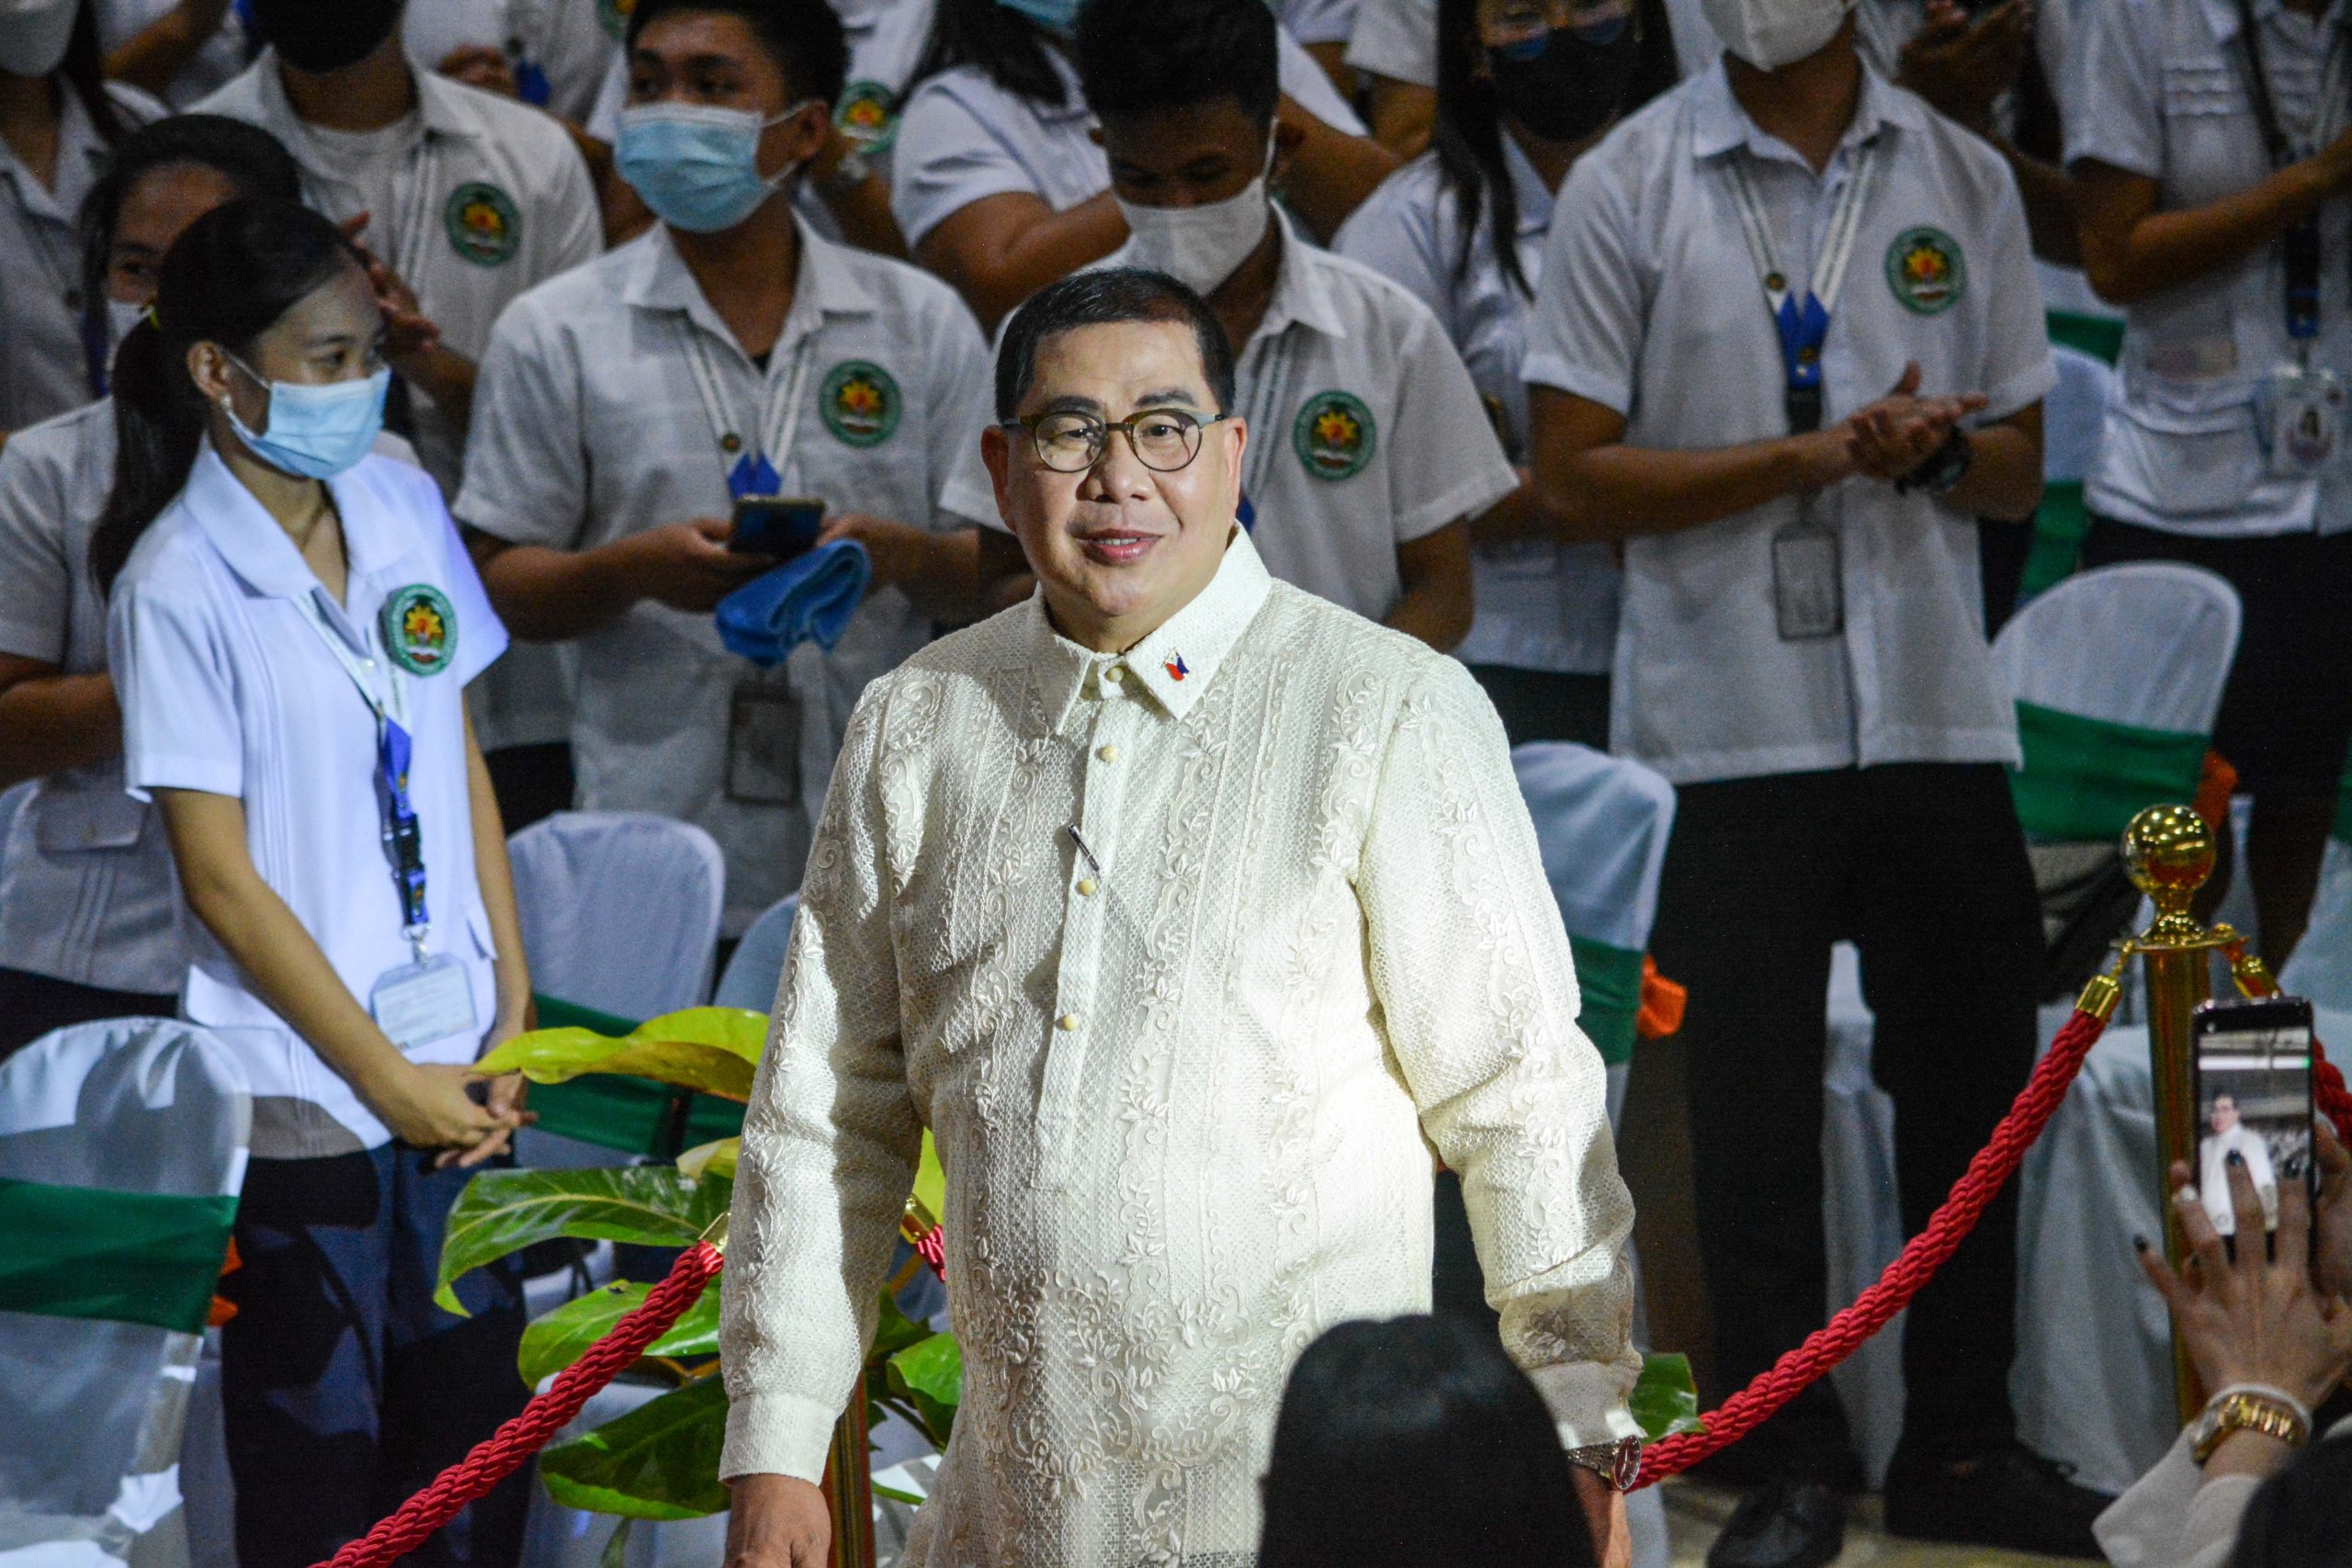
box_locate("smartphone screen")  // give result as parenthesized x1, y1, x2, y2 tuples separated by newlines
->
(2190, 996, 2315, 1238)
(729, 496, 825, 558)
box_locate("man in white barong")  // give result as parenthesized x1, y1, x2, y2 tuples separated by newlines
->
(718, 266, 1643, 1568)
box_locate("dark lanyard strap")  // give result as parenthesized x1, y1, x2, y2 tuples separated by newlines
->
(2232, 0, 2331, 338)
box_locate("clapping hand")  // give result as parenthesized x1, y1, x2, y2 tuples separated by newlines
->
(1843, 362, 1987, 481)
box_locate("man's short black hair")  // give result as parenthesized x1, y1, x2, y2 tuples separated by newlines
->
(628, 0, 849, 110)
(1074, 0, 1279, 133)
(996, 269, 1236, 420)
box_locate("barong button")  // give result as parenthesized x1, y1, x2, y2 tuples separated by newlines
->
(1097, 744, 1119, 763)
(1057, 1012, 1081, 1032)
(1076, 878, 1099, 897)
(1102, 666, 1125, 684)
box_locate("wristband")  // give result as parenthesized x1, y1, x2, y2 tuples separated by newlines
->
(2189, 1385, 2312, 1464)
(1894, 426, 1973, 497)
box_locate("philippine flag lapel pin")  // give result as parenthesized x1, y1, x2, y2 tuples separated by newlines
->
(1164, 651, 1190, 682)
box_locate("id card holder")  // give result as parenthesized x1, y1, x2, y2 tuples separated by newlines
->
(727, 682, 801, 807)
(369, 952, 477, 1050)
(1771, 505, 1843, 641)
(2261, 366, 2346, 478)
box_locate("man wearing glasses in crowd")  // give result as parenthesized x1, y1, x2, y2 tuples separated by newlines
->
(715, 267, 1645, 1568)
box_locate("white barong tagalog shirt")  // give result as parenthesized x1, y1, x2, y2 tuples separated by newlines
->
(719, 532, 1639, 1566)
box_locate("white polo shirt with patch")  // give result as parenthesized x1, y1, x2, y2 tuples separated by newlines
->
(403, 0, 622, 125)
(109, 447, 509, 1158)
(457, 220, 997, 932)
(1524, 63, 2051, 784)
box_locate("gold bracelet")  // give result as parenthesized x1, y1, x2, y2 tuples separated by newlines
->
(2189, 1391, 2311, 1465)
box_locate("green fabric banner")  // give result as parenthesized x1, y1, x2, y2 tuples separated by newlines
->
(1570, 936, 1643, 1067)
(2046, 310, 2124, 366)
(2018, 480, 2089, 608)
(526, 996, 748, 1157)
(0, 1178, 235, 1335)
(2010, 702, 2209, 843)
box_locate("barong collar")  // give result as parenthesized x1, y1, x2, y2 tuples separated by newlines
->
(1022, 525, 1273, 730)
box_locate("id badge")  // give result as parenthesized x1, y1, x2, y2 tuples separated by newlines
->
(2263, 366, 2346, 478)
(369, 952, 477, 1049)
(727, 683, 801, 807)
(1771, 511, 1843, 641)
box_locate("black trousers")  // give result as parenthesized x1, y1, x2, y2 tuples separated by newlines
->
(0, 966, 178, 1062)
(1648, 763, 2040, 1486)
(1466, 666, 1611, 751)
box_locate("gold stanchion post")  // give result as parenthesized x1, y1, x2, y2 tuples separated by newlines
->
(824, 1397, 876, 1568)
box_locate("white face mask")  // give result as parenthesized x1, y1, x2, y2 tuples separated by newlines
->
(1702, 0, 1851, 71)
(1115, 145, 1276, 298)
(0, 0, 76, 78)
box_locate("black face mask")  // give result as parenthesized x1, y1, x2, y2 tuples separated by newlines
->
(1486, 17, 1638, 147)
(251, 0, 404, 74)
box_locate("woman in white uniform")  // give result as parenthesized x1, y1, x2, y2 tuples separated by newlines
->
(101, 197, 535, 1568)
(0, 114, 301, 1059)
(1336, 0, 1676, 750)
(0, 0, 159, 436)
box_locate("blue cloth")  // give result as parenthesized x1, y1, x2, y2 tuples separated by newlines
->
(715, 539, 872, 664)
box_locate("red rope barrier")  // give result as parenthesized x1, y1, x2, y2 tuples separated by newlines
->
(312, 1240, 725, 1568)
(1634, 999, 2111, 1485)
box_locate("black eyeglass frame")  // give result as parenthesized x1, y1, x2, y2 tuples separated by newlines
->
(1000, 409, 1234, 473)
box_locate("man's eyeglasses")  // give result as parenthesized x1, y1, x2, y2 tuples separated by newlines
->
(1002, 409, 1230, 473)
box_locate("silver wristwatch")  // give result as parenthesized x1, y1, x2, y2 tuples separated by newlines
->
(1565, 1436, 1645, 1491)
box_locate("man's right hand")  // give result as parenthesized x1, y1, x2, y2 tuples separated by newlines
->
(612, 520, 776, 613)
(370, 1060, 516, 1150)
(725, 1473, 831, 1568)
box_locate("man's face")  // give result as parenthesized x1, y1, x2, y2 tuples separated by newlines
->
(2211, 1096, 2239, 1134)
(628, 9, 827, 180)
(1099, 98, 1273, 210)
(983, 319, 1246, 652)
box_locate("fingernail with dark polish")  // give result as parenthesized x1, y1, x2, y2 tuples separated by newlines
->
(2132, 1235, 2150, 1253)
(2228, 1150, 2245, 1168)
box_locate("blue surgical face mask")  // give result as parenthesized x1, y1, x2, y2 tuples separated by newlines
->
(994, 0, 1082, 36)
(616, 101, 814, 234)
(222, 355, 391, 480)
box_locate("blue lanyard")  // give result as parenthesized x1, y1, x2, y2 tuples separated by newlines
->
(1724, 142, 1883, 435)
(298, 596, 433, 956)
(2230, 0, 2346, 342)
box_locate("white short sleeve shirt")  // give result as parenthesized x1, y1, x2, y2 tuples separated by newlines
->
(1335, 141, 1622, 673)
(1524, 64, 2051, 783)
(402, 0, 622, 125)
(890, 36, 1366, 249)
(109, 448, 511, 1157)
(95, 0, 253, 107)
(2067, 0, 2352, 536)
(456, 221, 997, 932)
(0, 401, 188, 996)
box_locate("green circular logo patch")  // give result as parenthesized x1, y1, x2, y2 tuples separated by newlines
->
(1293, 389, 1375, 481)
(820, 360, 900, 446)
(382, 584, 458, 676)
(836, 80, 900, 152)
(1885, 226, 1965, 315)
(596, 0, 637, 40)
(446, 181, 522, 267)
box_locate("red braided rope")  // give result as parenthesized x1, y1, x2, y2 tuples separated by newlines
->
(1633, 1001, 2110, 1486)
(2221, 939, 2352, 1127)
(314, 1240, 725, 1568)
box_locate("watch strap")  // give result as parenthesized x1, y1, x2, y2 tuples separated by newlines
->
(1564, 1435, 1645, 1492)
(2191, 1388, 2311, 1464)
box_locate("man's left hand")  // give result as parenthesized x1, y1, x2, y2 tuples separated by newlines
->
(1570, 1470, 1632, 1568)
(1898, 0, 2034, 132)
(815, 513, 930, 592)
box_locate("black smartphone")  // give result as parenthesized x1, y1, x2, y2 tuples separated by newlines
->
(2190, 995, 2316, 1239)
(729, 495, 825, 558)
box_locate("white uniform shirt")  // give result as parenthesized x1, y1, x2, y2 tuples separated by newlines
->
(1524, 64, 2050, 783)
(889, 38, 1366, 249)
(718, 532, 1639, 1559)
(402, 0, 620, 124)
(2068, 0, 2352, 536)
(1346, 0, 1721, 89)
(195, 51, 605, 491)
(109, 447, 510, 1158)
(1336, 139, 1621, 673)
(1069, 209, 1515, 623)
(95, 0, 252, 107)
(457, 220, 996, 933)
(0, 400, 187, 996)
(1283, 0, 1363, 48)
(0, 82, 162, 434)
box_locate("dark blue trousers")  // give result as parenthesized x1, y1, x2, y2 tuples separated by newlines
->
(220, 1143, 529, 1568)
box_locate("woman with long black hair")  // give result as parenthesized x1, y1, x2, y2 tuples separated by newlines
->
(0, 0, 160, 436)
(102, 196, 535, 1568)
(1337, 0, 1676, 748)
(0, 113, 302, 1060)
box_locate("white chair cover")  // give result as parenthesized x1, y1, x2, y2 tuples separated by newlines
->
(1509, 742, 1677, 953)
(2042, 344, 2116, 485)
(712, 895, 799, 1013)
(0, 782, 28, 861)
(1991, 563, 2240, 735)
(507, 812, 727, 1021)
(517, 1380, 729, 1568)
(0, 1021, 250, 1568)
(2279, 839, 2352, 1010)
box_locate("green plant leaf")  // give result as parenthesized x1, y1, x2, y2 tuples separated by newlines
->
(598, 1517, 632, 1568)
(911, 1132, 945, 1226)
(518, 1280, 722, 1387)
(676, 1137, 739, 1183)
(435, 1167, 725, 1315)
(1632, 1351, 1703, 1441)
(874, 1482, 923, 1506)
(885, 1331, 962, 1448)
(869, 1287, 932, 1361)
(539, 1376, 731, 1521)
(477, 1008, 770, 1101)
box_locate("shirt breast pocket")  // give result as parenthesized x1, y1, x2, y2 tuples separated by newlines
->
(32, 787, 150, 854)
(2160, 60, 2248, 121)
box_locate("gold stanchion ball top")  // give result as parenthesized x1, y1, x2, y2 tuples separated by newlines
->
(2121, 804, 2214, 915)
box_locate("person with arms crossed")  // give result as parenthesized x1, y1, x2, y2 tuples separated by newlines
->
(1525, 0, 2108, 1561)
(102, 197, 534, 1568)
(0, 114, 304, 1058)
(718, 267, 1643, 1568)
(464, 0, 999, 939)
(1064, 0, 1513, 649)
